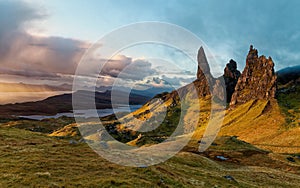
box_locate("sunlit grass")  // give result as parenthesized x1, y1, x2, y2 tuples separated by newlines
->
(1, 127, 300, 187)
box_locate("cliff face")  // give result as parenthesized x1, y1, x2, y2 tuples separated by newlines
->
(230, 45, 277, 106)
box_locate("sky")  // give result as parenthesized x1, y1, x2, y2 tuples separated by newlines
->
(0, 0, 300, 91)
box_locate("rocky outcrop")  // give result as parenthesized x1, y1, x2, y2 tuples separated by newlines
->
(197, 47, 212, 80)
(230, 45, 277, 106)
(223, 59, 241, 103)
(195, 47, 214, 98)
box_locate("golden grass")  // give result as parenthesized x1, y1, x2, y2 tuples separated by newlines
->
(1, 127, 300, 187)
(182, 99, 300, 154)
(49, 123, 79, 137)
(219, 100, 300, 153)
(48, 96, 299, 154)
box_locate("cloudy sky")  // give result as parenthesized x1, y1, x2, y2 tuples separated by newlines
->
(0, 0, 300, 90)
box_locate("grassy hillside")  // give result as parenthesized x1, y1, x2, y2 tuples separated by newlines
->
(84, 93, 299, 154)
(1, 127, 300, 187)
(277, 84, 300, 128)
(44, 93, 299, 154)
(219, 99, 300, 153)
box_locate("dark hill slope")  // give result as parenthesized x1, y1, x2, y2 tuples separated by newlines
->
(0, 90, 150, 116)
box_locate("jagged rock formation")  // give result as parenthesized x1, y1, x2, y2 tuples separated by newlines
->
(223, 59, 241, 103)
(129, 45, 276, 111)
(230, 45, 277, 106)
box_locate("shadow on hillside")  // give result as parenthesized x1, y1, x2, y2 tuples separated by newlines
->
(255, 144, 300, 148)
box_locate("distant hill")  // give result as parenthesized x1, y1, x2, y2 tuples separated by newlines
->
(95, 85, 174, 98)
(277, 65, 300, 85)
(0, 90, 151, 116)
(0, 82, 73, 105)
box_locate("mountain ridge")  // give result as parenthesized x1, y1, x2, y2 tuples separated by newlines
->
(0, 90, 150, 116)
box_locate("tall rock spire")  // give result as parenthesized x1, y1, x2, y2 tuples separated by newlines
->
(197, 47, 211, 79)
(194, 47, 214, 97)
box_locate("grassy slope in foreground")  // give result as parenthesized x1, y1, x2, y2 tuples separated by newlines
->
(1, 127, 300, 187)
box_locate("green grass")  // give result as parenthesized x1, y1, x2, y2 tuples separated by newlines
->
(277, 84, 300, 128)
(0, 116, 74, 133)
(1, 127, 300, 187)
(134, 103, 183, 146)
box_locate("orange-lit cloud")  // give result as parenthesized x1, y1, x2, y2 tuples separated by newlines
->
(0, 1, 88, 83)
